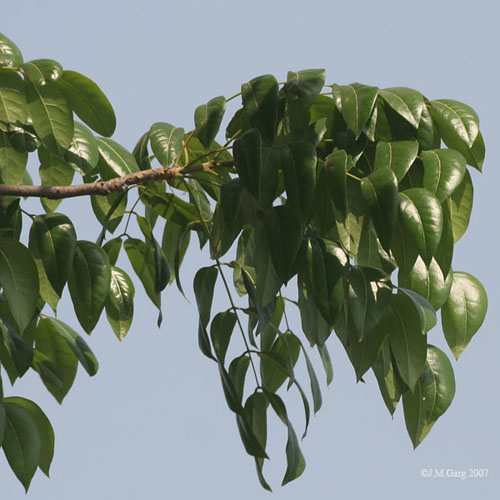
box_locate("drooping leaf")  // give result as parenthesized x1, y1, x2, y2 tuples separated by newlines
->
(379, 87, 424, 128)
(28, 213, 77, 297)
(57, 70, 116, 136)
(0, 315, 33, 377)
(403, 345, 455, 448)
(421, 149, 466, 202)
(25, 78, 73, 154)
(210, 311, 237, 365)
(194, 95, 226, 150)
(441, 272, 487, 359)
(193, 266, 218, 328)
(317, 343, 334, 385)
(91, 190, 127, 234)
(241, 74, 279, 144)
(68, 241, 111, 334)
(233, 128, 261, 198)
(21, 59, 63, 86)
(398, 188, 442, 265)
(96, 137, 139, 177)
(2, 401, 41, 491)
(0, 69, 27, 130)
(361, 168, 398, 252)
(105, 266, 135, 341)
(373, 140, 419, 181)
(0, 238, 39, 332)
(448, 169, 473, 242)
(336, 82, 378, 138)
(149, 122, 184, 167)
(399, 287, 437, 333)
(372, 341, 401, 416)
(3, 397, 54, 477)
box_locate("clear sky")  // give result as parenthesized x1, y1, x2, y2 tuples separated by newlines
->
(1, 1, 499, 498)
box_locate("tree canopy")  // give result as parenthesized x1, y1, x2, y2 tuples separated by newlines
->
(0, 32, 488, 491)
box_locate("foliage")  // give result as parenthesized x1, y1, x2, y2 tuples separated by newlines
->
(0, 33, 488, 491)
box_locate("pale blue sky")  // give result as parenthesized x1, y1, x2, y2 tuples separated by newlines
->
(1, 1, 499, 498)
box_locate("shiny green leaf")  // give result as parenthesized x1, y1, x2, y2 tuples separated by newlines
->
(0, 33, 23, 67)
(65, 121, 99, 175)
(421, 149, 466, 202)
(0, 315, 33, 377)
(21, 59, 63, 86)
(91, 191, 127, 234)
(399, 287, 437, 333)
(25, 79, 73, 154)
(0, 129, 27, 184)
(193, 266, 218, 328)
(149, 122, 184, 167)
(68, 241, 111, 334)
(96, 137, 139, 178)
(448, 169, 473, 242)
(398, 188, 442, 265)
(105, 266, 135, 341)
(403, 346, 455, 448)
(442, 272, 487, 359)
(57, 70, 116, 136)
(28, 213, 77, 297)
(194, 95, 226, 150)
(0, 238, 39, 332)
(284, 69, 325, 107)
(233, 128, 261, 198)
(0, 69, 27, 130)
(372, 342, 401, 416)
(379, 87, 424, 128)
(373, 140, 418, 181)
(2, 401, 41, 491)
(210, 311, 236, 365)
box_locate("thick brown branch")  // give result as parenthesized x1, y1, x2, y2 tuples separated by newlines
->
(0, 160, 234, 199)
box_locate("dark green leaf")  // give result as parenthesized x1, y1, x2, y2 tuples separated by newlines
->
(194, 95, 226, 150)
(373, 140, 418, 181)
(0, 33, 23, 67)
(379, 87, 424, 128)
(68, 241, 111, 333)
(105, 266, 135, 341)
(372, 342, 401, 416)
(0, 238, 39, 332)
(0, 69, 27, 130)
(403, 345, 455, 448)
(2, 401, 41, 491)
(448, 169, 473, 242)
(300, 343, 322, 413)
(0, 129, 27, 184)
(96, 137, 139, 177)
(0, 315, 33, 376)
(210, 311, 236, 365)
(229, 355, 251, 402)
(193, 266, 218, 328)
(318, 343, 333, 385)
(22, 59, 63, 86)
(442, 272, 487, 359)
(398, 188, 443, 265)
(421, 149, 466, 202)
(399, 287, 437, 333)
(57, 70, 116, 136)
(25, 79, 73, 154)
(284, 69, 325, 107)
(233, 128, 261, 198)
(65, 121, 99, 175)
(324, 149, 349, 221)
(149, 122, 184, 167)
(132, 131, 151, 170)
(91, 191, 127, 234)
(241, 74, 279, 144)
(28, 213, 77, 297)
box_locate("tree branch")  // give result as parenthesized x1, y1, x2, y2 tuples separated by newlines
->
(0, 160, 234, 199)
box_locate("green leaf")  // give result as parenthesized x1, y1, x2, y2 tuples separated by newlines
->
(398, 188, 443, 265)
(416, 103, 440, 150)
(435, 200, 454, 278)
(441, 271, 487, 359)
(0, 238, 39, 332)
(229, 355, 251, 402)
(324, 149, 348, 221)
(34, 257, 59, 312)
(34, 319, 78, 402)
(379, 87, 424, 128)
(124, 238, 161, 310)
(0, 399, 5, 446)
(3, 397, 54, 476)
(346, 266, 392, 341)
(233, 128, 261, 198)
(241, 74, 279, 144)
(0, 315, 33, 377)
(25, 79, 73, 154)
(91, 191, 127, 234)
(0, 129, 28, 184)
(300, 343, 322, 413)
(387, 292, 427, 390)
(0, 33, 23, 67)
(281, 141, 317, 223)
(399, 287, 437, 333)
(336, 82, 378, 138)
(318, 343, 333, 385)
(2, 401, 41, 491)
(210, 311, 236, 365)
(102, 238, 122, 265)
(193, 266, 218, 328)
(448, 169, 473, 242)
(373, 140, 419, 182)
(96, 137, 140, 177)
(194, 95, 226, 150)
(162, 216, 190, 284)
(284, 69, 325, 107)
(0, 69, 27, 130)
(149, 122, 184, 167)
(403, 346, 455, 448)
(57, 70, 116, 136)
(360, 168, 398, 252)
(421, 149, 466, 202)
(21, 59, 63, 86)
(28, 213, 77, 297)
(398, 256, 452, 311)
(428, 99, 479, 149)
(105, 266, 135, 341)
(65, 121, 99, 175)
(263, 206, 302, 284)
(68, 241, 111, 334)
(372, 342, 401, 416)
